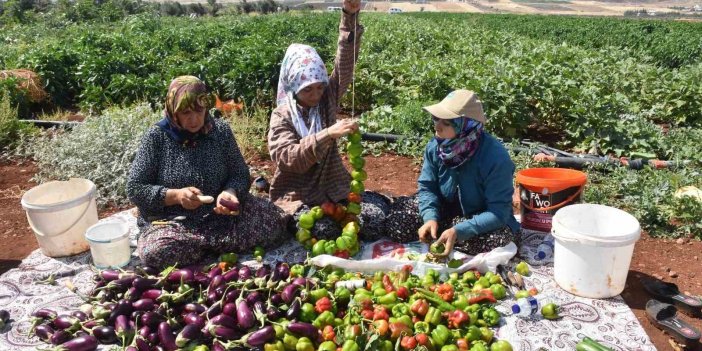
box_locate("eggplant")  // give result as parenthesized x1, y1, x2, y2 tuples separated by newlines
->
(35, 324, 54, 341)
(236, 299, 255, 330)
(108, 277, 136, 291)
(108, 299, 133, 324)
(126, 347, 138, 351)
(139, 266, 159, 276)
(207, 325, 241, 341)
(222, 302, 237, 317)
(138, 326, 151, 339)
(245, 291, 263, 306)
(207, 290, 219, 305)
(238, 266, 252, 281)
(148, 332, 159, 345)
(219, 198, 240, 212)
(208, 266, 223, 279)
(82, 320, 100, 330)
(115, 315, 131, 334)
(135, 336, 151, 351)
(32, 308, 57, 320)
(175, 324, 202, 348)
(78, 304, 93, 317)
(167, 269, 194, 284)
(292, 277, 307, 287)
(52, 315, 80, 331)
(132, 277, 159, 291)
(158, 322, 177, 351)
(266, 305, 283, 321)
(55, 335, 99, 351)
(75, 331, 89, 338)
(212, 341, 227, 351)
(89, 305, 110, 321)
(140, 312, 163, 329)
(214, 285, 226, 299)
(50, 329, 73, 345)
(281, 284, 299, 304)
(210, 314, 238, 329)
(206, 301, 222, 319)
(132, 299, 155, 312)
(194, 272, 210, 287)
(92, 325, 118, 344)
(183, 313, 206, 329)
(270, 293, 283, 306)
(286, 298, 301, 320)
(70, 311, 87, 322)
(255, 264, 270, 278)
(242, 325, 275, 347)
(208, 275, 223, 290)
(222, 269, 239, 282)
(125, 287, 142, 302)
(183, 303, 206, 314)
(100, 270, 121, 282)
(276, 263, 290, 281)
(131, 311, 145, 322)
(224, 289, 241, 303)
(140, 289, 162, 300)
(286, 322, 318, 339)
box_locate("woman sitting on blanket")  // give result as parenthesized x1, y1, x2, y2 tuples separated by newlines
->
(268, 0, 392, 240)
(127, 76, 288, 268)
(385, 90, 520, 256)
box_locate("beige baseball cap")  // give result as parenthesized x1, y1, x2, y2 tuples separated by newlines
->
(423, 89, 486, 124)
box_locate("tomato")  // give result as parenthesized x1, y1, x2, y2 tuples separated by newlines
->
(351, 170, 367, 181)
(515, 261, 530, 276)
(347, 192, 362, 203)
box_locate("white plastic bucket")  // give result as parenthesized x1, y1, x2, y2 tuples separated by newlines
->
(85, 220, 131, 268)
(551, 204, 641, 299)
(21, 178, 97, 257)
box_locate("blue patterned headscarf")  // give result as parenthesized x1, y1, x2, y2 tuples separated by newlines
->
(435, 117, 484, 168)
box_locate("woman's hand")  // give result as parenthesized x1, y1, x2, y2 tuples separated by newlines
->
(327, 119, 358, 139)
(418, 220, 438, 243)
(343, 0, 361, 13)
(175, 187, 203, 210)
(433, 227, 458, 257)
(215, 189, 240, 216)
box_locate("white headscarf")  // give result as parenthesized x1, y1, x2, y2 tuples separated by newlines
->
(276, 44, 330, 138)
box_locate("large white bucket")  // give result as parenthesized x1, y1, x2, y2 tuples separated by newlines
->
(85, 220, 131, 268)
(21, 178, 97, 257)
(551, 204, 641, 299)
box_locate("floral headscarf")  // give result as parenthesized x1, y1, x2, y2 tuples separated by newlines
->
(157, 76, 214, 147)
(435, 116, 484, 168)
(276, 44, 330, 138)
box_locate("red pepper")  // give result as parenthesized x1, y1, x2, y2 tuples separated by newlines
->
(389, 322, 412, 340)
(373, 306, 390, 321)
(396, 286, 409, 301)
(315, 297, 333, 314)
(382, 274, 395, 292)
(400, 336, 417, 350)
(415, 333, 431, 348)
(436, 283, 455, 302)
(528, 287, 539, 296)
(361, 309, 374, 320)
(456, 338, 470, 351)
(322, 325, 336, 342)
(411, 299, 430, 316)
(445, 309, 470, 329)
(467, 289, 497, 304)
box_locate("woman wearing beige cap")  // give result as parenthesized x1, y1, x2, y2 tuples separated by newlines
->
(384, 90, 520, 256)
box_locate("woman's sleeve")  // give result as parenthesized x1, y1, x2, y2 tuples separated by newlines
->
(127, 130, 168, 213)
(267, 110, 333, 174)
(417, 143, 442, 223)
(223, 124, 251, 194)
(328, 10, 364, 103)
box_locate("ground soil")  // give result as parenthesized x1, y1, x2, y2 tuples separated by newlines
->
(1, 157, 701, 350)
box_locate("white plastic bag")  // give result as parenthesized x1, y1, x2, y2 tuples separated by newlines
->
(309, 239, 517, 277)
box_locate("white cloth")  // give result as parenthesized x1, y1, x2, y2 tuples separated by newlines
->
(276, 44, 329, 138)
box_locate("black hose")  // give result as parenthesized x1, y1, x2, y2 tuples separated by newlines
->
(19, 120, 81, 129)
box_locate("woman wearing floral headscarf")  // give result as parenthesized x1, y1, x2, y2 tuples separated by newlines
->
(384, 90, 521, 256)
(269, 0, 377, 239)
(127, 76, 288, 268)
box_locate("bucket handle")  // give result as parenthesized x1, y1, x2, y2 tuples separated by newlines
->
(521, 186, 584, 213)
(29, 191, 94, 238)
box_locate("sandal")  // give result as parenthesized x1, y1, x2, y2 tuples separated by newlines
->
(640, 276, 702, 317)
(645, 299, 701, 347)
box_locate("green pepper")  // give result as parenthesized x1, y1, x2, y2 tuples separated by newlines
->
(374, 271, 384, 281)
(451, 329, 463, 340)
(467, 311, 479, 326)
(490, 284, 506, 300)
(470, 341, 488, 351)
(296, 337, 314, 351)
(334, 287, 351, 304)
(481, 307, 501, 327)
(310, 288, 329, 302)
(514, 290, 530, 299)
(342, 340, 360, 351)
(318, 341, 337, 351)
(219, 252, 238, 265)
(391, 303, 410, 317)
(476, 277, 490, 288)
(283, 334, 299, 351)
(253, 246, 265, 260)
(377, 291, 397, 305)
(379, 340, 394, 351)
(489, 340, 513, 351)
(441, 346, 459, 351)
(465, 326, 481, 342)
(300, 303, 317, 322)
(431, 324, 451, 348)
(334, 318, 343, 327)
(479, 327, 493, 343)
(265, 341, 285, 351)
(452, 295, 469, 310)
(466, 304, 481, 313)
(374, 288, 388, 297)
(324, 241, 337, 255)
(273, 324, 285, 339)
(312, 240, 327, 257)
(414, 321, 431, 334)
(313, 311, 335, 329)
(290, 264, 305, 278)
(461, 271, 477, 284)
(425, 307, 442, 325)
(389, 315, 413, 328)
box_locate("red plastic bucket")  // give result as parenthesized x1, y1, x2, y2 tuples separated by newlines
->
(516, 168, 587, 232)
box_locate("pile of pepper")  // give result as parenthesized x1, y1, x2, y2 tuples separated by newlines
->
(295, 130, 366, 258)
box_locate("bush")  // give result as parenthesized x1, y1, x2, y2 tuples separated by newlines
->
(0, 90, 35, 150)
(12, 103, 160, 208)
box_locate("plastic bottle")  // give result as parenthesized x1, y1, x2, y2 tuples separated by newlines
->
(534, 235, 555, 262)
(510, 295, 555, 318)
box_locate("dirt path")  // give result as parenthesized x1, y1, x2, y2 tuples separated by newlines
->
(1, 157, 700, 350)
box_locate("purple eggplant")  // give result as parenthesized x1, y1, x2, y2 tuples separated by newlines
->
(55, 335, 99, 351)
(236, 299, 255, 330)
(210, 314, 238, 329)
(140, 289, 162, 300)
(157, 322, 177, 351)
(148, 332, 159, 345)
(183, 303, 206, 314)
(222, 269, 239, 282)
(108, 277, 136, 291)
(213, 341, 227, 351)
(52, 315, 80, 331)
(138, 326, 150, 339)
(207, 325, 241, 341)
(214, 285, 226, 298)
(224, 289, 241, 303)
(35, 324, 54, 341)
(222, 302, 237, 317)
(182, 313, 206, 329)
(132, 299, 155, 312)
(209, 275, 224, 290)
(108, 299, 133, 324)
(245, 291, 263, 306)
(75, 331, 89, 338)
(281, 284, 299, 304)
(206, 301, 222, 319)
(70, 311, 87, 322)
(175, 324, 202, 348)
(125, 287, 142, 301)
(126, 347, 138, 351)
(255, 264, 270, 278)
(132, 277, 159, 291)
(135, 336, 151, 351)
(219, 198, 240, 212)
(115, 315, 131, 334)
(92, 326, 117, 344)
(50, 329, 73, 345)
(292, 277, 307, 287)
(100, 269, 121, 282)
(208, 266, 223, 279)
(267, 305, 283, 321)
(271, 262, 289, 282)
(286, 298, 301, 320)
(270, 293, 283, 306)
(287, 322, 318, 339)
(131, 310, 145, 322)
(139, 266, 159, 276)
(206, 290, 219, 305)
(32, 308, 57, 320)
(83, 320, 99, 330)
(238, 266, 252, 281)
(140, 312, 163, 329)
(242, 325, 275, 347)
(167, 269, 194, 284)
